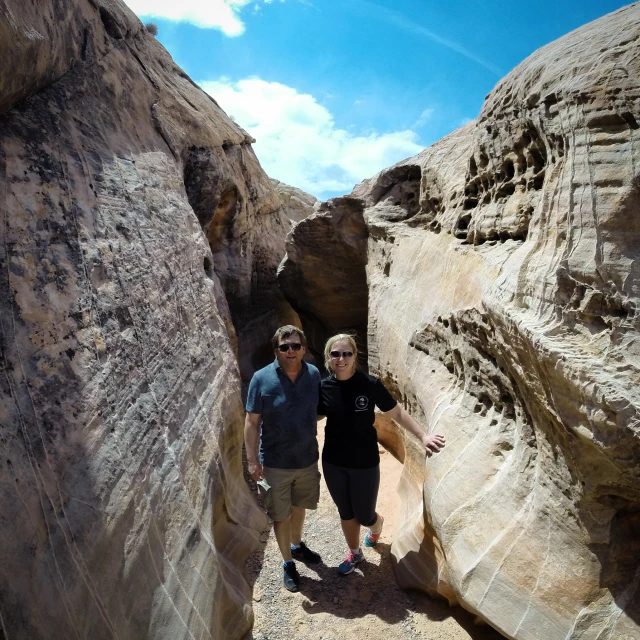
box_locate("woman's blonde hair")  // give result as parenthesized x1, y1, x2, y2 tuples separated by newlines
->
(324, 333, 358, 373)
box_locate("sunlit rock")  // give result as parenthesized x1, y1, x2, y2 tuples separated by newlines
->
(284, 4, 640, 638)
(270, 179, 317, 224)
(0, 0, 277, 638)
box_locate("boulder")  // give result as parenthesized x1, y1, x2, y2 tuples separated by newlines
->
(284, 3, 640, 638)
(278, 196, 368, 365)
(0, 0, 286, 637)
(270, 178, 317, 224)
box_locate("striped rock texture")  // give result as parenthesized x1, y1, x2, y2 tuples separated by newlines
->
(281, 3, 640, 638)
(0, 0, 294, 637)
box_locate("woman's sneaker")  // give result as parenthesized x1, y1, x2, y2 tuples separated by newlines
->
(364, 515, 384, 547)
(338, 549, 364, 575)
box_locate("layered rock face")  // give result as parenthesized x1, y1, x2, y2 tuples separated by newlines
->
(0, 0, 294, 637)
(282, 4, 640, 638)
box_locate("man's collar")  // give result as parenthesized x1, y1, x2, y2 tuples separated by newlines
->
(273, 358, 308, 374)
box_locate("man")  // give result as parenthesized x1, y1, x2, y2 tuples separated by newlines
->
(245, 325, 322, 592)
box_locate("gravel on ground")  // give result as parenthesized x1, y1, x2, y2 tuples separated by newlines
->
(243, 421, 504, 640)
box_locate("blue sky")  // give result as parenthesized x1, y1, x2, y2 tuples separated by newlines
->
(124, 0, 631, 200)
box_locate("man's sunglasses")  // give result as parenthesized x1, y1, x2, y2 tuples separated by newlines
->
(278, 343, 302, 352)
(330, 350, 354, 359)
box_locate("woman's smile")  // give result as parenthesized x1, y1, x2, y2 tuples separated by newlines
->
(329, 339, 355, 380)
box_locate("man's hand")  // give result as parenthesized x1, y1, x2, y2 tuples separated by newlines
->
(422, 433, 446, 457)
(248, 460, 264, 482)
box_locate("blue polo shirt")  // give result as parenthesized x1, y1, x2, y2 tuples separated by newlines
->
(246, 359, 320, 469)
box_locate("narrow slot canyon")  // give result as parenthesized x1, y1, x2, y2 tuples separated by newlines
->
(1, 1, 640, 639)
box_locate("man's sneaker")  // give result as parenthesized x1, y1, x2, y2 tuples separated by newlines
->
(338, 549, 364, 575)
(283, 561, 300, 592)
(364, 515, 384, 547)
(291, 541, 321, 564)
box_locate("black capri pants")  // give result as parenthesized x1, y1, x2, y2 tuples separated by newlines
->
(322, 460, 380, 527)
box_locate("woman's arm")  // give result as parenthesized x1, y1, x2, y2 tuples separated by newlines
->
(384, 404, 445, 457)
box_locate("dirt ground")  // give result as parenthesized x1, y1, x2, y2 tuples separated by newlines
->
(244, 421, 504, 640)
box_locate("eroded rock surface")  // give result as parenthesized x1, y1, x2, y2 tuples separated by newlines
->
(285, 4, 640, 639)
(278, 196, 368, 364)
(0, 0, 286, 637)
(270, 178, 317, 223)
(183, 148, 299, 379)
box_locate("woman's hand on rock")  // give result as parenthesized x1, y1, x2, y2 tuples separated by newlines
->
(422, 433, 446, 457)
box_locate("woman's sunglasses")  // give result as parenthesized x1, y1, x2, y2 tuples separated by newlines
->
(278, 343, 302, 352)
(330, 350, 354, 359)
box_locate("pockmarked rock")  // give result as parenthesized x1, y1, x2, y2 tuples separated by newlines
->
(283, 4, 640, 639)
(0, 0, 283, 637)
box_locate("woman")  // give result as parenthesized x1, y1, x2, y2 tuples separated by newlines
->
(318, 334, 445, 575)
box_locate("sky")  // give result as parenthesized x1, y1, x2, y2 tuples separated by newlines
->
(123, 0, 632, 200)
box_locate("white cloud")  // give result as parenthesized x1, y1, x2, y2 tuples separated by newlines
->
(413, 108, 434, 129)
(124, 0, 284, 36)
(200, 77, 424, 198)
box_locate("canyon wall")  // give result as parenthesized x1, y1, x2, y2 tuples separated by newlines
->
(278, 196, 369, 364)
(281, 3, 640, 638)
(0, 0, 293, 637)
(270, 179, 317, 224)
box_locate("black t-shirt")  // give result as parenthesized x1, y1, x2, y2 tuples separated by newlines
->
(319, 370, 397, 469)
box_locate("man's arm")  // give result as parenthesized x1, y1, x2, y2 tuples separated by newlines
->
(244, 412, 264, 481)
(384, 404, 445, 457)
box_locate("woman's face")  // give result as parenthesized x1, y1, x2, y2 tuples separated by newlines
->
(329, 339, 356, 380)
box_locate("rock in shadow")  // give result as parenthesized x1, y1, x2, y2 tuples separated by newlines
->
(375, 545, 505, 639)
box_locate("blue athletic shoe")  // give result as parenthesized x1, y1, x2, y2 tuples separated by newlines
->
(338, 549, 364, 575)
(283, 561, 300, 592)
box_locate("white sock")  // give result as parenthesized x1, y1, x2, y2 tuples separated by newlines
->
(291, 543, 301, 550)
(351, 547, 361, 555)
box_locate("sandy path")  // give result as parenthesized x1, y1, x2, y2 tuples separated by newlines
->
(244, 421, 504, 640)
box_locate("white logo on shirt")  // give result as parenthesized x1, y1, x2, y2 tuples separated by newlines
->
(355, 395, 369, 411)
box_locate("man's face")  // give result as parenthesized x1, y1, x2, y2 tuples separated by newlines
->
(275, 333, 306, 371)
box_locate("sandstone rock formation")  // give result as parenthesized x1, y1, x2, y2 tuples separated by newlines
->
(184, 149, 299, 380)
(278, 197, 369, 365)
(281, 3, 640, 638)
(270, 178, 317, 224)
(0, 0, 296, 637)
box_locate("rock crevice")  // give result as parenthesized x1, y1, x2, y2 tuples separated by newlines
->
(282, 4, 640, 639)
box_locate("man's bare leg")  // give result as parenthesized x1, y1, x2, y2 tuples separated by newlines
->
(273, 517, 293, 561)
(290, 506, 305, 546)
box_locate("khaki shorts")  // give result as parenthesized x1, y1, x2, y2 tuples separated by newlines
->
(261, 462, 320, 521)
